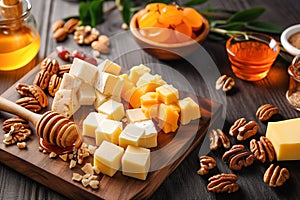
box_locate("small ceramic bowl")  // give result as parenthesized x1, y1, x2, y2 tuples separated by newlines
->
(129, 9, 210, 60)
(281, 24, 300, 56)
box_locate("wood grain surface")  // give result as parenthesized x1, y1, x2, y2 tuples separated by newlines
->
(0, 0, 300, 199)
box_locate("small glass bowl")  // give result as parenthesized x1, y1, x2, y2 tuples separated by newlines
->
(226, 32, 280, 81)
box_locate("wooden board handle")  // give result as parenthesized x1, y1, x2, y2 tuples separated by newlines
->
(0, 96, 41, 125)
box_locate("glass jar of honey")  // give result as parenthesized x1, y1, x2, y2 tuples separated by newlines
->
(0, 0, 40, 71)
(286, 54, 300, 110)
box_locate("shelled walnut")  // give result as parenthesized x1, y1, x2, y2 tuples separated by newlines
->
(222, 144, 255, 170)
(3, 123, 31, 145)
(256, 104, 279, 121)
(74, 25, 99, 45)
(197, 155, 216, 175)
(263, 164, 290, 187)
(2, 117, 29, 132)
(209, 129, 230, 150)
(250, 136, 275, 163)
(207, 173, 239, 193)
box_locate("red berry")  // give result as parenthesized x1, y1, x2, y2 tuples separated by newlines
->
(56, 46, 71, 61)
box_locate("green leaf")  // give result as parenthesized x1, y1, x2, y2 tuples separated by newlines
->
(208, 33, 226, 41)
(245, 21, 284, 34)
(217, 22, 245, 30)
(227, 7, 265, 23)
(79, 1, 91, 25)
(184, 0, 207, 7)
(146, 0, 171, 4)
(89, 0, 104, 27)
(121, 0, 134, 26)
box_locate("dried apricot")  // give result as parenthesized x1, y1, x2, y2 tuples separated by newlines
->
(158, 5, 183, 26)
(174, 22, 192, 42)
(139, 11, 160, 28)
(182, 7, 203, 30)
(145, 3, 166, 13)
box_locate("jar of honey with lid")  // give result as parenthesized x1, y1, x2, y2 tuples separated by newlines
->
(0, 0, 40, 71)
(286, 54, 300, 110)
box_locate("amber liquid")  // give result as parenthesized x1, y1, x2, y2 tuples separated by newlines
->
(227, 41, 278, 81)
(0, 25, 40, 71)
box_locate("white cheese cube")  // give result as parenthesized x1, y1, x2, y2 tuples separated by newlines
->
(119, 74, 135, 102)
(94, 72, 123, 96)
(59, 73, 81, 90)
(128, 64, 151, 84)
(126, 108, 149, 123)
(95, 119, 122, 145)
(82, 112, 108, 138)
(121, 145, 150, 180)
(97, 99, 125, 121)
(136, 73, 166, 87)
(51, 89, 80, 118)
(134, 120, 158, 148)
(119, 124, 145, 148)
(77, 83, 96, 105)
(98, 59, 122, 75)
(69, 58, 98, 85)
(179, 97, 201, 125)
(94, 141, 124, 177)
(94, 89, 109, 108)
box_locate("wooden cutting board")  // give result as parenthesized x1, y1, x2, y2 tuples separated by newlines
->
(0, 54, 222, 200)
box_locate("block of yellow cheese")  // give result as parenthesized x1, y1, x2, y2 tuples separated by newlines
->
(82, 112, 108, 138)
(95, 119, 122, 145)
(128, 64, 151, 84)
(98, 59, 121, 75)
(97, 99, 125, 121)
(94, 141, 124, 177)
(69, 58, 98, 86)
(126, 108, 149, 123)
(266, 118, 300, 161)
(119, 124, 145, 148)
(178, 97, 201, 125)
(156, 84, 179, 104)
(121, 145, 150, 180)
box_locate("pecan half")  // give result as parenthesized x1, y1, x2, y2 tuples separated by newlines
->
(3, 123, 31, 145)
(2, 117, 29, 132)
(73, 25, 99, 45)
(222, 144, 255, 170)
(33, 70, 51, 90)
(215, 75, 235, 92)
(207, 173, 239, 193)
(250, 136, 275, 163)
(237, 121, 258, 141)
(209, 129, 230, 150)
(229, 118, 247, 136)
(28, 85, 48, 108)
(197, 155, 216, 175)
(58, 64, 72, 76)
(16, 83, 31, 97)
(40, 58, 59, 76)
(48, 74, 62, 97)
(256, 104, 279, 121)
(263, 164, 290, 187)
(15, 97, 42, 113)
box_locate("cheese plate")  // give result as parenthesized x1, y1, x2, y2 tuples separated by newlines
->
(0, 52, 222, 200)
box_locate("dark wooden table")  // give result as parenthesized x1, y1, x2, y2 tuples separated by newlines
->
(1, 0, 300, 199)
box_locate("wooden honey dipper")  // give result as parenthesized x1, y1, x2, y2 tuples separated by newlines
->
(0, 96, 82, 152)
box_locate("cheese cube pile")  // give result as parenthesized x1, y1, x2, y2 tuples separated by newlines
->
(52, 58, 202, 180)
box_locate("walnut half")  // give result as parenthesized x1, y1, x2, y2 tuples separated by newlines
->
(207, 173, 239, 193)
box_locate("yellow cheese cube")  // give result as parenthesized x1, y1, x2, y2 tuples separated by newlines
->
(158, 103, 179, 126)
(119, 124, 145, 148)
(129, 87, 143, 108)
(97, 99, 125, 121)
(69, 58, 98, 85)
(59, 73, 81, 90)
(98, 59, 121, 75)
(266, 118, 300, 161)
(94, 72, 124, 96)
(136, 73, 166, 89)
(156, 84, 179, 104)
(77, 83, 96, 105)
(179, 97, 201, 125)
(82, 112, 108, 138)
(94, 141, 124, 177)
(94, 89, 109, 108)
(126, 108, 149, 123)
(121, 145, 150, 180)
(128, 64, 151, 84)
(158, 119, 178, 133)
(119, 74, 135, 102)
(51, 89, 80, 118)
(140, 92, 160, 106)
(95, 119, 122, 145)
(141, 104, 160, 120)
